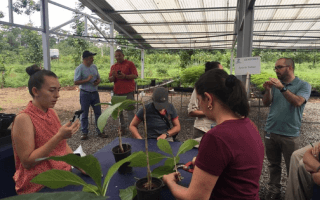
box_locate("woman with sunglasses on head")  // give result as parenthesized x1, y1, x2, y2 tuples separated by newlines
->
(163, 69, 264, 200)
(11, 65, 81, 194)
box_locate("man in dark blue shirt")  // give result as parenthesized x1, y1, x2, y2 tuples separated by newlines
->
(129, 87, 181, 140)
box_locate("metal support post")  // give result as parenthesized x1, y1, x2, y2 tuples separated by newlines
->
(8, 0, 13, 23)
(41, 0, 51, 70)
(141, 49, 145, 79)
(84, 16, 88, 36)
(110, 22, 115, 66)
(230, 50, 234, 74)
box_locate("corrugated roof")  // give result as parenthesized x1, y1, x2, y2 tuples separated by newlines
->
(80, 0, 320, 49)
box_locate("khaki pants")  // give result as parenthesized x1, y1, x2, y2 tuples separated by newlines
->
(265, 132, 300, 193)
(114, 92, 135, 130)
(284, 143, 318, 200)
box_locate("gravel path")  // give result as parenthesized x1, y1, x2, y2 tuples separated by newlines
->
(64, 90, 320, 200)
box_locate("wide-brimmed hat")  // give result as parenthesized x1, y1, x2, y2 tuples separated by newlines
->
(152, 87, 169, 110)
(82, 50, 97, 59)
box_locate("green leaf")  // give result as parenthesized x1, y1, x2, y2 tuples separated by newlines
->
(94, 102, 112, 106)
(102, 151, 144, 196)
(164, 156, 180, 167)
(152, 166, 175, 178)
(177, 139, 199, 156)
(129, 152, 167, 167)
(82, 184, 99, 194)
(119, 185, 137, 200)
(111, 99, 137, 119)
(2, 192, 106, 200)
(157, 139, 173, 156)
(97, 102, 123, 132)
(31, 169, 89, 189)
(111, 96, 127, 105)
(44, 154, 103, 195)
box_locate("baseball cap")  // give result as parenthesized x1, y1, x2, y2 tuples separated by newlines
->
(152, 87, 169, 110)
(82, 50, 97, 59)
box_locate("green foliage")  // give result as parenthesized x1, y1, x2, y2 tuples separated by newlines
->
(2, 192, 106, 200)
(96, 97, 136, 133)
(180, 65, 205, 87)
(120, 139, 199, 200)
(31, 152, 144, 197)
(179, 50, 194, 69)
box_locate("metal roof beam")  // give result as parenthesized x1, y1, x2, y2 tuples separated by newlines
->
(137, 40, 234, 44)
(119, 18, 320, 26)
(254, 39, 320, 43)
(84, 0, 144, 49)
(92, 3, 320, 15)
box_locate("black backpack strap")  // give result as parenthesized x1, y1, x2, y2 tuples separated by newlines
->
(152, 103, 171, 129)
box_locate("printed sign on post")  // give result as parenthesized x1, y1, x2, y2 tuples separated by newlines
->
(234, 57, 261, 75)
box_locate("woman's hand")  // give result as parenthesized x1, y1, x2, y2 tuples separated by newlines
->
(57, 120, 80, 140)
(163, 172, 181, 185)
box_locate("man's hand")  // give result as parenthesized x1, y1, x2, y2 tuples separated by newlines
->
(86, 75, 93, 82)
(269, 78, 284, 90)
(312, 143, 320, 162)
(93, 79, 100, 86)
(117, 72, 126, 79)
(157, 134, 167, 140)
(263, 81, 273, 90)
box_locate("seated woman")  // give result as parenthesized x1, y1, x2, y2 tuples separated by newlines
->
(129, 87, 180, 141)
(163, 69, 264, 200)
(11, 65, 80, 194)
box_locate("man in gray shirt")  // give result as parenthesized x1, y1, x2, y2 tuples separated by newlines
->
(74, 51, 108, 140)
(263, 58, 311, 200)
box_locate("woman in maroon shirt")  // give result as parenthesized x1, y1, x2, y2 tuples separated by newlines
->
(163, 69, 264, 200)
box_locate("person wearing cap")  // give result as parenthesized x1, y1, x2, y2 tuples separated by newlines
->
(129, 87, 180, 141)
(109, 49, 138, 134)
(74, 50, 108, 140)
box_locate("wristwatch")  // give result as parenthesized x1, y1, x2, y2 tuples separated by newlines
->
(165, 132, 170, 138)
(280, 86, 287, 93)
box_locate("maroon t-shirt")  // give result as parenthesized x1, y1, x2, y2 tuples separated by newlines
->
(195, 118, 264, 200)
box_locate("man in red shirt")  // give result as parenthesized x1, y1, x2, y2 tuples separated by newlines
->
(109, 49, 138, 133)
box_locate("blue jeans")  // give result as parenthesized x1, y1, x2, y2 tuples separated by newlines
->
(80, 90, 101, 135)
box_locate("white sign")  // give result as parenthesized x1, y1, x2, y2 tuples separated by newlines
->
(234, 57, 261, 75)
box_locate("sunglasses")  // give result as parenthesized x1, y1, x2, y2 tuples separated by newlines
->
(274, 65, 288, 71)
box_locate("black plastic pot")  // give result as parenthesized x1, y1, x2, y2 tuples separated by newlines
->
(150, 79, 156, 86)
(135, 177, 163, 200)
(112, 144, 132, 174)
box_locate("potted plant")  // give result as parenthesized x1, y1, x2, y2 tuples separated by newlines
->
(120, 139, 199, 200)
(96, 96, 136, 174)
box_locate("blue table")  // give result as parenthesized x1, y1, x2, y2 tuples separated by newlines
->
(41, 138, 198, 199)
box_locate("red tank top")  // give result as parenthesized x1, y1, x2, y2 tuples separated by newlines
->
(12, 101, 71, 194)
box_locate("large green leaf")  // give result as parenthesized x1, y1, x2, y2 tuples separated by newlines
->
(111, 96, 127, 105)
(177, 139, 199, 156)
(102, 151, 144, 196)
(164, 156, 180, 167)
(82, 184, 99, 194)
(157, 139, 173, 156)
(97, 102, 123, 132)
(129, 152, 167, 167)
(119, 185, 137, 200)
(152, 166, 175, 178)
(31, 170, 91, 191)
(44, 154, 102, 195)
(111, 99, 137, 119)
(2, 192, 106, 200)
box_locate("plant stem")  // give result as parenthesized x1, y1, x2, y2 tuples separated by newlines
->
(142, 100, 152, 190)
(173, 156, 181, 181)
(118, 111, 124, 153)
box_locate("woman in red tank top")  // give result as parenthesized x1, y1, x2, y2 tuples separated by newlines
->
(11, 65, 81, 194)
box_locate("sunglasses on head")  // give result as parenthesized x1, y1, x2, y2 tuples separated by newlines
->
(274, 65, 288, 71)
